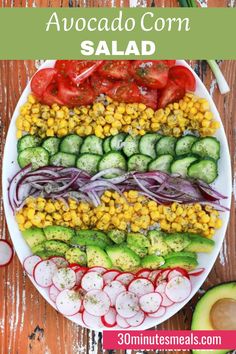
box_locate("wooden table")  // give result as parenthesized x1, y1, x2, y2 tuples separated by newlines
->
(0, 1, 235, 353)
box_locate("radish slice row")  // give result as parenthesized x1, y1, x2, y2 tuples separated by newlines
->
(0, 240, 14, 267)
(24, 253, 196, 329)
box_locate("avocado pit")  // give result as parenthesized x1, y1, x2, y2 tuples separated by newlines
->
(210, 298, 236, 330)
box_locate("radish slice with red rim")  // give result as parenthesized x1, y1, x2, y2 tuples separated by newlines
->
(155, 282, 174, 307)
(114, 272, 134, 286)
(82, 310, 103, 329)
(49, 284, 60, 302)
(155, 269, 171, 284)
(83, 289, 111, 317)
(33, 259, 58, 288)
(103, 270, 120, 284)
(52, 268, 76, 291)
(56, 289, 82, 316)
(168, 268, 189, 281)
(136, 269, 151, 278)
(87, 266, 106, 274)
(23, 255, 41, 276)
(128, 278, 154, 297)
(0, 240, 13, 267)
(115, 291, 140, 318)
(81, 271, 104, 291)
(148, 270, 161, 283)
(165, 275, 192, 303)
(103, 280, 126, 307)
(50, 256, 69, 268)
(188, 268, 205, 277)
(148, 306, 166, 318)
(101, 308, 117, 328)
(126, 310, 145, 327)
(116, 314, 130, 329)
(75, 268, 87, 285)
(139, 292, 162, 314)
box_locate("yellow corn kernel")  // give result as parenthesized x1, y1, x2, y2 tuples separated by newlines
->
(24, 221, 32, 229)
(150, 211, 160, 221)
(16, 214, 25, 224)
(201, 214, 210, 223)
(215, 219, 222, 228)
(45, 203, 56, 213)
(176, 207, 184, 216)
(27, 208, 35, 220)
(110, 127, 119, 136)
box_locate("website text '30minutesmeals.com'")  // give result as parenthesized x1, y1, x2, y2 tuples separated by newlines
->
(103, 330, 236, 351)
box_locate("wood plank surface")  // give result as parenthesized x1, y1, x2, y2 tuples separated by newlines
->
(0, 1, 236, 353)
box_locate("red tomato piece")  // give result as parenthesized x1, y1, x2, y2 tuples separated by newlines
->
(31, 68, 57, 98)
(130, 60, 169, 89)
(169, 65, 196, 91)
(158, 80, 185, 108)
(58, 78, 95, 107)
(98, 61, 131, 80)
(138, 86, 158, 110)
(42, 83, 64, 106)
(107, 82, 141, 103)
(163, 60, 176, 67)
(66, 60, 103, 85)
(90, 73, 115, 95)
(54, 60, 72, 76)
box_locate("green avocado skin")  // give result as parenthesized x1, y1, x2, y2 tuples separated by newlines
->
(191, 282, 236, 354)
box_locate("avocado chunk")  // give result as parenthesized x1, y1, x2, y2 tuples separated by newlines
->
(126, 233, 149, 258)
(44, 240, 70, 254)
(65, 248, 87, 265)
(86, 245, 112, 268)
(22, 227, 46, 248)
(71, 230, 112, 249)
(127, 244, 148, 258)
(165, 251, 197, 260)
(44, 226, 74, 243)
(107, 230, 126, 244)
(191, 282, 236, 354)
(106, 245, 140, 271)
(141, 254, 165, 270)
(127, 233, 150, 248)
(147, 230, 170, 256)
(165, 233, 191, 252)
(184, 233, 215, 253)
(31, 243, 45, 254)
(161, 256, 198, 271)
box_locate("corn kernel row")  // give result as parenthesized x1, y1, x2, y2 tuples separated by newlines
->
(15, 190, 222, 238)
(16, 93, 220, 139)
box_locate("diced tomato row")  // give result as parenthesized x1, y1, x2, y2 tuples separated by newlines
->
(31, 60, 196, 109)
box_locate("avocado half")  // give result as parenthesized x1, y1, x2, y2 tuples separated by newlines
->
(191, 282, 236, 354)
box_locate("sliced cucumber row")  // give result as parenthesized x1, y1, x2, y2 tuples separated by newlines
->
(17, 133, 220, 183)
